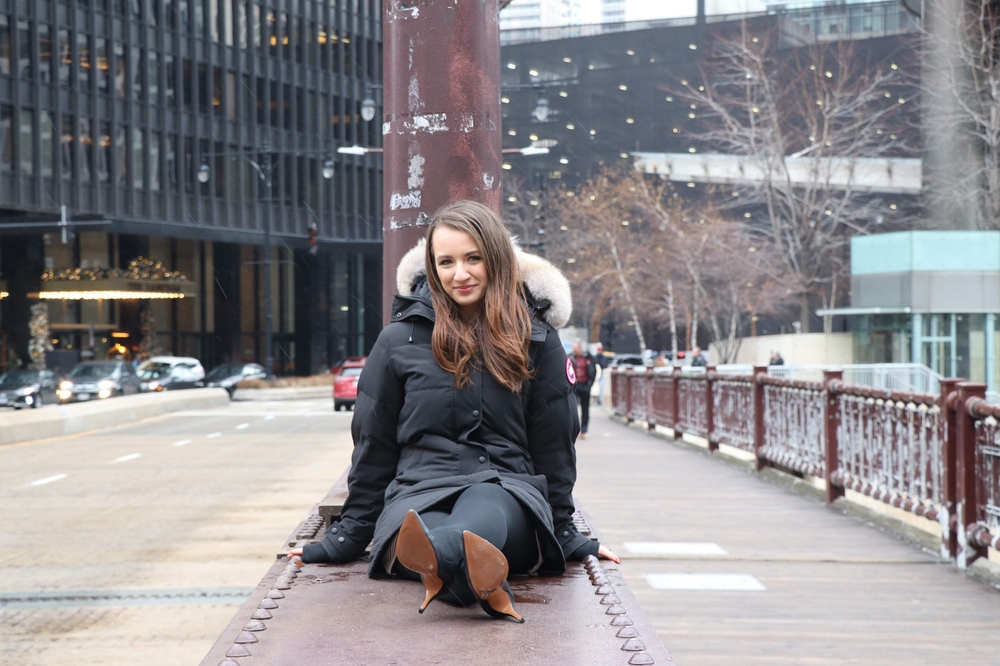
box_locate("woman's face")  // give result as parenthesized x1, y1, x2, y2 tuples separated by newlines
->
(432, 225, 488, 318)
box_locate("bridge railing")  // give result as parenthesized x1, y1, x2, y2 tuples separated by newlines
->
(610, 367, 1000, 567)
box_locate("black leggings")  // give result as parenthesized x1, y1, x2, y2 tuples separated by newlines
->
(394, 483, 538, 578)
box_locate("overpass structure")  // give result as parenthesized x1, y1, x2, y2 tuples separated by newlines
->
(632, 152, 922, 195)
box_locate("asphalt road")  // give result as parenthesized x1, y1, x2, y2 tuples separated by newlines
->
(0, 398, 353, 666)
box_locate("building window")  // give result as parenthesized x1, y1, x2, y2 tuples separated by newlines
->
(131, 0, 142, 21)
(165, 54, 175, 105)
(266, 11, 277, 57)
(19, 109, 33, 176)
(95, 38, 107, 92)
(58, 29, 70, 85)
(132, 127, 144, 189)
(226, 71, 236, 120)
(165, 0, 175, 30)
(0, 105, 12, 173)
(238, 1, 248, 48)
(198, 63, 209, 114)
(79, 118, 92, 182)
(17, 20, 31, 79)
(150, 132, 160, 192)
(0, 17, 10, 76)
(279, 13, 289, 61)
(213, 66, 223, 117)
(61, 115, 74, 180)
(251, 4, 260, 47)
(183, 59, 193, 111)
(98, 122, 111, 182)
(114, 42, 126, 98)
(131, 47, 142, 102)
(166, 134, 178, 192)
(115, 126, 126, 185)
(180, 0, 189, 34)
(38, 24, 52, 83)
(79, 34, 91, 90)
(195, 0, 205, 36)
(183, 136, 194, 193)
(41, 112, 55, 178)
(148, 50, 159, 100)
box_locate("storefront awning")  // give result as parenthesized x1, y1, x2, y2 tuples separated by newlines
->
(816, 306, 912, 317)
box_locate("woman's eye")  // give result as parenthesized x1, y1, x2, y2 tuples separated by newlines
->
(468, 255, 481, 263)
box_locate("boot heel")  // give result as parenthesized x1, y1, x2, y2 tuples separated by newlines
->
(462, 531, 524, 623)
(397, 510, 444, 613)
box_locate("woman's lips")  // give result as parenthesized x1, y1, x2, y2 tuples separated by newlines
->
(455, 285, 476, 294)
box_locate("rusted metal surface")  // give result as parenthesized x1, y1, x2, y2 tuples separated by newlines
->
(966, 396, 1000, 556)
(676, 375, 708, 438)
(628, 371, 649, 423)
(612, 369, 630, 418)
(832, 385, 946, 521)
(760, 382, 825, 477)
(710, 374, 755, 453)
(202, 502, 674, 666)
(382, 0, 503, 321)
(649, 371, 676, 429)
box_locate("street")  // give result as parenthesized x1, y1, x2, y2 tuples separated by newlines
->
(0, 398, 352, 666)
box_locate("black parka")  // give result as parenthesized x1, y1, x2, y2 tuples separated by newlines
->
(303, 244, 596, 577)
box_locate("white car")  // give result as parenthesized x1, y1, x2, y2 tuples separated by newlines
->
(138, 356, 205, 392)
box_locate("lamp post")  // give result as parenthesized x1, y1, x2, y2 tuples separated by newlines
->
(199, 143, 335, 380)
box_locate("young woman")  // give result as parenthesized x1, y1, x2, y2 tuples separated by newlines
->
(291, 200, 619, 622)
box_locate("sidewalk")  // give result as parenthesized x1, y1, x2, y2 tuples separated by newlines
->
(573, 407, 1000, 666)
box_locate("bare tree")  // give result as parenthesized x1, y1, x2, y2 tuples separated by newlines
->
(675, 23, 918, 331)
(922, 0, 1000, 230)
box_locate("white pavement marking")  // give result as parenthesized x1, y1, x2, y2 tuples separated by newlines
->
(206, 432, 221, 438)
(626, 542, 729, 557)
(172, 439, 193, 447)
(29, 474, 67, 487)
(645, 573, 766, 591)
(264, 415, 275, 420)
(110, 453, 142, 464)
(236, 423, 249, 430)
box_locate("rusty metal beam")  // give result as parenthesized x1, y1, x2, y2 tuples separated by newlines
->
(382, 0, 503, 321)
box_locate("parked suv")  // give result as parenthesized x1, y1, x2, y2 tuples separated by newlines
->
(205, 363, 267, 397)
(139, 361, 205, 392)
(0, 369, 61, 409)
(58, 361, 141, 403)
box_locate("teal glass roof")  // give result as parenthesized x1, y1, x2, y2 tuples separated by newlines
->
(851, 231, 1000, 275)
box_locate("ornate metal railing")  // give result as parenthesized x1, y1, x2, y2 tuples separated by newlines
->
(610, 366, 1000, 567)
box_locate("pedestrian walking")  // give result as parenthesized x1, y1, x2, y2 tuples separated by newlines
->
(690, 346, 708, 367)
(571, 341, 596, 439)
(769, 349, 785, 366)
(290, 201, 619, 624)
(592, 343, 606, 406)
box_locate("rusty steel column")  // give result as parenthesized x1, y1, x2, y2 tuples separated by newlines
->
(955, 382, 987, 568)
(823, 370, 845, 505)
(381, 0, 503, 321)
(939, 378, 961, 560)
(705, 366, 717, 452)
(752, 366, 768, 471)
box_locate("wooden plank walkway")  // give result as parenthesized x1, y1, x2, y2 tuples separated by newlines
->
(574, 408, 1000, 666)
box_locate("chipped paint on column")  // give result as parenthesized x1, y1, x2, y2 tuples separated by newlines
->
(382, 0, 502, 320)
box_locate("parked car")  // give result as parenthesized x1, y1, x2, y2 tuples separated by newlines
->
(0, 369, 61, 409)
(138, 356, 205, 382)
(333, 358, 366, 411)
(330, 356, 367, 376)
(205, 363, 267, 397)
(139, 361, 205, 392)
(607, 354, 648, 369)
(58, 361, 141, 403)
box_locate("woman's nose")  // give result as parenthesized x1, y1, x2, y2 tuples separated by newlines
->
(454, 263, 469, 280)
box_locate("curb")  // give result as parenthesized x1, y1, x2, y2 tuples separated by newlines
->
(0, 388, 231, 447)
(231, 386, 332, 402)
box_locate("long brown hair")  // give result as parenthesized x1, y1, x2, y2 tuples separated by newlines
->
(425, 201, 533, 393)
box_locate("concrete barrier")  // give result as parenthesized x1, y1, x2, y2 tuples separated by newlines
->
(231, 386, 331, 401)
(0, 388, 231, 447)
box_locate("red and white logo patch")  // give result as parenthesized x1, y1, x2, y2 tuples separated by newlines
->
(566, 358, 577, 385)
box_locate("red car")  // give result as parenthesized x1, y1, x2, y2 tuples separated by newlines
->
(333, 358, 366, 411)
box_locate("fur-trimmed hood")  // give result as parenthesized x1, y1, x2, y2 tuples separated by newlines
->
(395, 239, 572, 329)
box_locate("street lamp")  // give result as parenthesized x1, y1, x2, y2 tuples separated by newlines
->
(197, 148, 335, 380)
(360, 93, 377, 122)
(532, 93, 550, 122)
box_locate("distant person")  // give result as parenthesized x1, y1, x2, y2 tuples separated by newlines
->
(690, 346, 708, 367)
(571, 341, 596, 439)
(592, 343, 606, 406)
(769, 349, 785, 366)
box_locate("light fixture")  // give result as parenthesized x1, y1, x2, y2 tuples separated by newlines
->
(559, 157, 568, 164)
(532, 94, 550, 122)
(507, 63, 516, 70)
(360, 93, 376, 122)
(111, 331, 130, 338)
(39, 291, 188, 300)
(337, 145, 369, 155)
(197, 163, 210, 184)
(322, 158, 335, 179)
(518, 146, 550, 156)
(529, 69, 539, 76)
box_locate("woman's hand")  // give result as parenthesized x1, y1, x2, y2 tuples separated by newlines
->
(286, 548, 305, 565)
(598, 544, 621, 564)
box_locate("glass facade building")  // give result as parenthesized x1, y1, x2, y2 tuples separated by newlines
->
(0, 0, 383, 375)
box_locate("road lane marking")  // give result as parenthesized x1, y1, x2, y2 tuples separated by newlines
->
(625, 542, 728, 557)
(30, 474, 67, 487)
(645, 573, 766, 591)
(236, 423, 249, 429)
(206, 432, 221, 438)
(173, 439, 193, 447)
(110, 453, 141, 464)
(264, 415, 275, 420)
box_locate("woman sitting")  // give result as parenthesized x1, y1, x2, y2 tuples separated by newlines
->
(291, 200, 619, 622)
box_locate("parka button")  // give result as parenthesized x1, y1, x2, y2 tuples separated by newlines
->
(472, 409, 480, 417)
(562, 531, 570, 537)
(478, 456, 486, 464)
(338, 536, 346, 543)
(395, 312, 401, 318)
(331, 528, 338, 534)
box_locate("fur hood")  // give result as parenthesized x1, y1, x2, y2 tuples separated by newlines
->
(395, 239, 572, 329)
